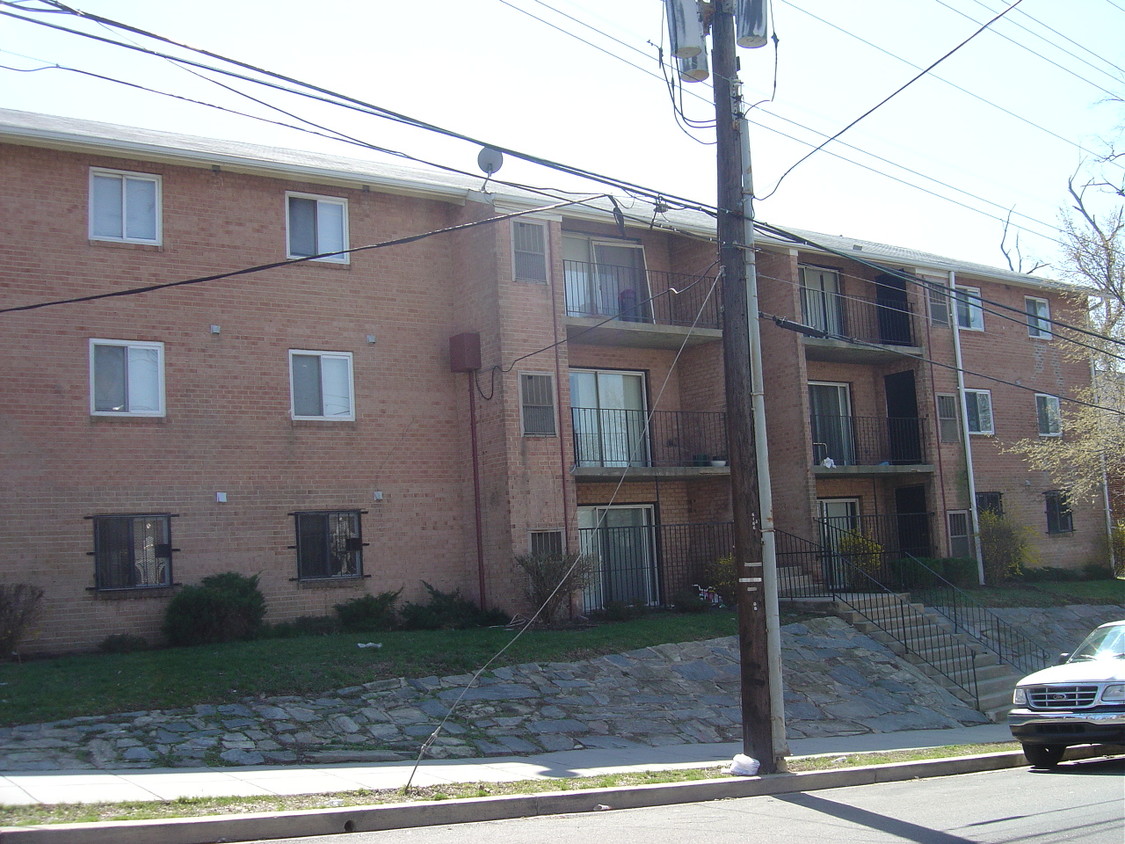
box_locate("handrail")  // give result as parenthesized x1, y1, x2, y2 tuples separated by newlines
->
(894, 553, 1054, 674)
(827, 557, 980, 709)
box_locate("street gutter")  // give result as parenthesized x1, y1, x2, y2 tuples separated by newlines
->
(0, 747, 1115, 844)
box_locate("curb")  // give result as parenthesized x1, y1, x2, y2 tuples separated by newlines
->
(0, 748, 1112, 844)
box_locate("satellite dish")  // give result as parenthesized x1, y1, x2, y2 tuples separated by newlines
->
(477, 147, 504, 176)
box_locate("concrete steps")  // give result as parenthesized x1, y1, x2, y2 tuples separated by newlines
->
(833, 598, 1022, 722)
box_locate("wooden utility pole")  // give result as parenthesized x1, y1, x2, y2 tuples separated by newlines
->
(710, 0, 777, 774)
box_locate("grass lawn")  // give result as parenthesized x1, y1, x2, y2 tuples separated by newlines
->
(0, 610, 742, 727)
(1, 578, 1118, 728)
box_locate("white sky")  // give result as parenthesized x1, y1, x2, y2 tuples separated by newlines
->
(1, 0, 1122, 272)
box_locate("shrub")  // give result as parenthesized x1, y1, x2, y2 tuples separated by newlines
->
(513, 552, 594, 625)
(1022, 565, 1083, 583)
(978, 511, 1037, 583)
(163, 572, 266, 647)
(399, 581, 508, 630)
(335, 590, 401, 632)
(98, 633, 148, 654)
(671, 587, 709, 613)
(838, 531, 883, 573)
(1112, 521, 1125, 578)
(263, 615, 341, 638)
(704, 554, 738, 605)
(0, 584, 44, 659)
(1082, 561, 1114, 580)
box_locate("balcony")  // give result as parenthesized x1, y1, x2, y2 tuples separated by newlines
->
(811, 414, 932, 475)
(564, 260, 722, 349)
(578, 521, 733, 611)
(800, 289, 920, 362)
(571, 408, 728, 480)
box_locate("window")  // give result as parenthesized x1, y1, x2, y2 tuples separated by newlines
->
(570, 369, 649, 467)
(90, 169, 161, 244)
(89, 340, 165, 416)
(976, 491, 1004, 516)
(529, 530, 564, 556)
(1035, 394, 1062, 436)
(92, 514, 172, 589)
(289, 351, 354, 420)
(295, 510, 363, 579)
(936, 394, 960, 443)
(287, 193, 348, 262)
(513, 221, 548, 282)
(520, 373, 557, 436)
(947, 511, 971, 558)
(1026, 297, 1051, 338)
(954, 286, 984, 330)
(928, 282, 950, 326)
(800, 266, 843, 336)
(964, 389, 994, 435)
(1045, 491, 1074, 534)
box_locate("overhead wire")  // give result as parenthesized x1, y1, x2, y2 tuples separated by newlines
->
(2, 0, 1071, 246)
(755, 0, 1030, 202)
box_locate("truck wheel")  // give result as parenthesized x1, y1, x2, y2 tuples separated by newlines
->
(1022, 743, 1065, 768)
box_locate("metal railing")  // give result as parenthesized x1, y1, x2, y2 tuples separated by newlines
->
(577, 521, 733, 612)
(811, 414, 927, 466)
(801, 288, 916, 346)
(817, 514, 935, 568)
(572, 408, 727, 468)
(775, 527, 979, 707)
(888, 554, 1054, 675)
(564, 260, 722, 330)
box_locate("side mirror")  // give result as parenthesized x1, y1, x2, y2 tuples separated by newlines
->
(1057, 652, 1070, 665)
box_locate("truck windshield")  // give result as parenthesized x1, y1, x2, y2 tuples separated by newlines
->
(1068, 625, 1125, 661)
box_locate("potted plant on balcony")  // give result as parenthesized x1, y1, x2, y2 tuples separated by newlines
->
(710, 455, 727, 467)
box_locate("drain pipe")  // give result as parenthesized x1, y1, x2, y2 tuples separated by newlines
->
(949, 271, 985, 584)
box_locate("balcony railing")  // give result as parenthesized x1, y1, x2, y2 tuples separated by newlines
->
(811, 414, 927, 466)
(578, 521, 733, 611)
(572, 408, 727, 469)
(818, 513, 935, 582)
(801, 288, 916, 346)
(564, 260, 721, 330)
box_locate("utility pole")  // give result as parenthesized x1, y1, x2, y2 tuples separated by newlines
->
(710, 0, 781, 774)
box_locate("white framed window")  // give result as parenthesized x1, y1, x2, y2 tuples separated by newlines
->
(928, 282, 950, 326)
(89, 339, 165, 416)
(513, 220, 548, 282)
(954, 286, 984, 331)
(286, 193, 348, 262)
(1035, 393, 1062, 436)
(936, 393, 960, 443)
(1025, 296, 1051, 338)
(947, 510, 971, 559)
(520, 372, 557, 436)
(964, 389, 993, 435)
(89, 169, 161, 245)
(289, 350, 354, 420)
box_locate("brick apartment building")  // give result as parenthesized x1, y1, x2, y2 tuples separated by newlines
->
(0, 109, 1111, 654)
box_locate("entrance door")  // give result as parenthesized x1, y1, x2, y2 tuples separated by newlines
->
(570, 369, 649, 467)
(817, 498, 859, 589)
(809, 382, 855, 466)
(578, 505, 658, 610)
(884, 370, 922, 464)
(593, 242, 650, 322)
(875, 273, 912, 345)
(894, 485, 931, 558)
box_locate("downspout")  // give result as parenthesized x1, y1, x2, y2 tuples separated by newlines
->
(468, 375, 488, 609)
(549, 238, 571, 553)
(950, 270, 985, 584)
(921, 274, 951, 539)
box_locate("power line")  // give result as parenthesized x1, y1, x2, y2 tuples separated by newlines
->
(756, 0, 1030, 202)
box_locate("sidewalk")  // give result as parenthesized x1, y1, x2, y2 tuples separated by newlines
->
(0, 724, 1013, 806)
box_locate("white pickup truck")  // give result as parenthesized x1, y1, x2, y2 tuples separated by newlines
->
(1008, 619, 1125, 768)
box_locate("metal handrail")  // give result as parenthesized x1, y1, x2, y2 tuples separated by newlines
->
(894, 554, 1054, 675)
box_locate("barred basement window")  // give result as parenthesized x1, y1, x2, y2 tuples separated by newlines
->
(947, 511, 971, 558)
(512, 221, 548, 282)
(295, 510, 364, 579)
(91, 514, 173, 590)
(936, 394, 960, 443)
(529, 530, 564, 557)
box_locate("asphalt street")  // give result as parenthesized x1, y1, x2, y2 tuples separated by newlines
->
(240, 756, 1125, 844)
